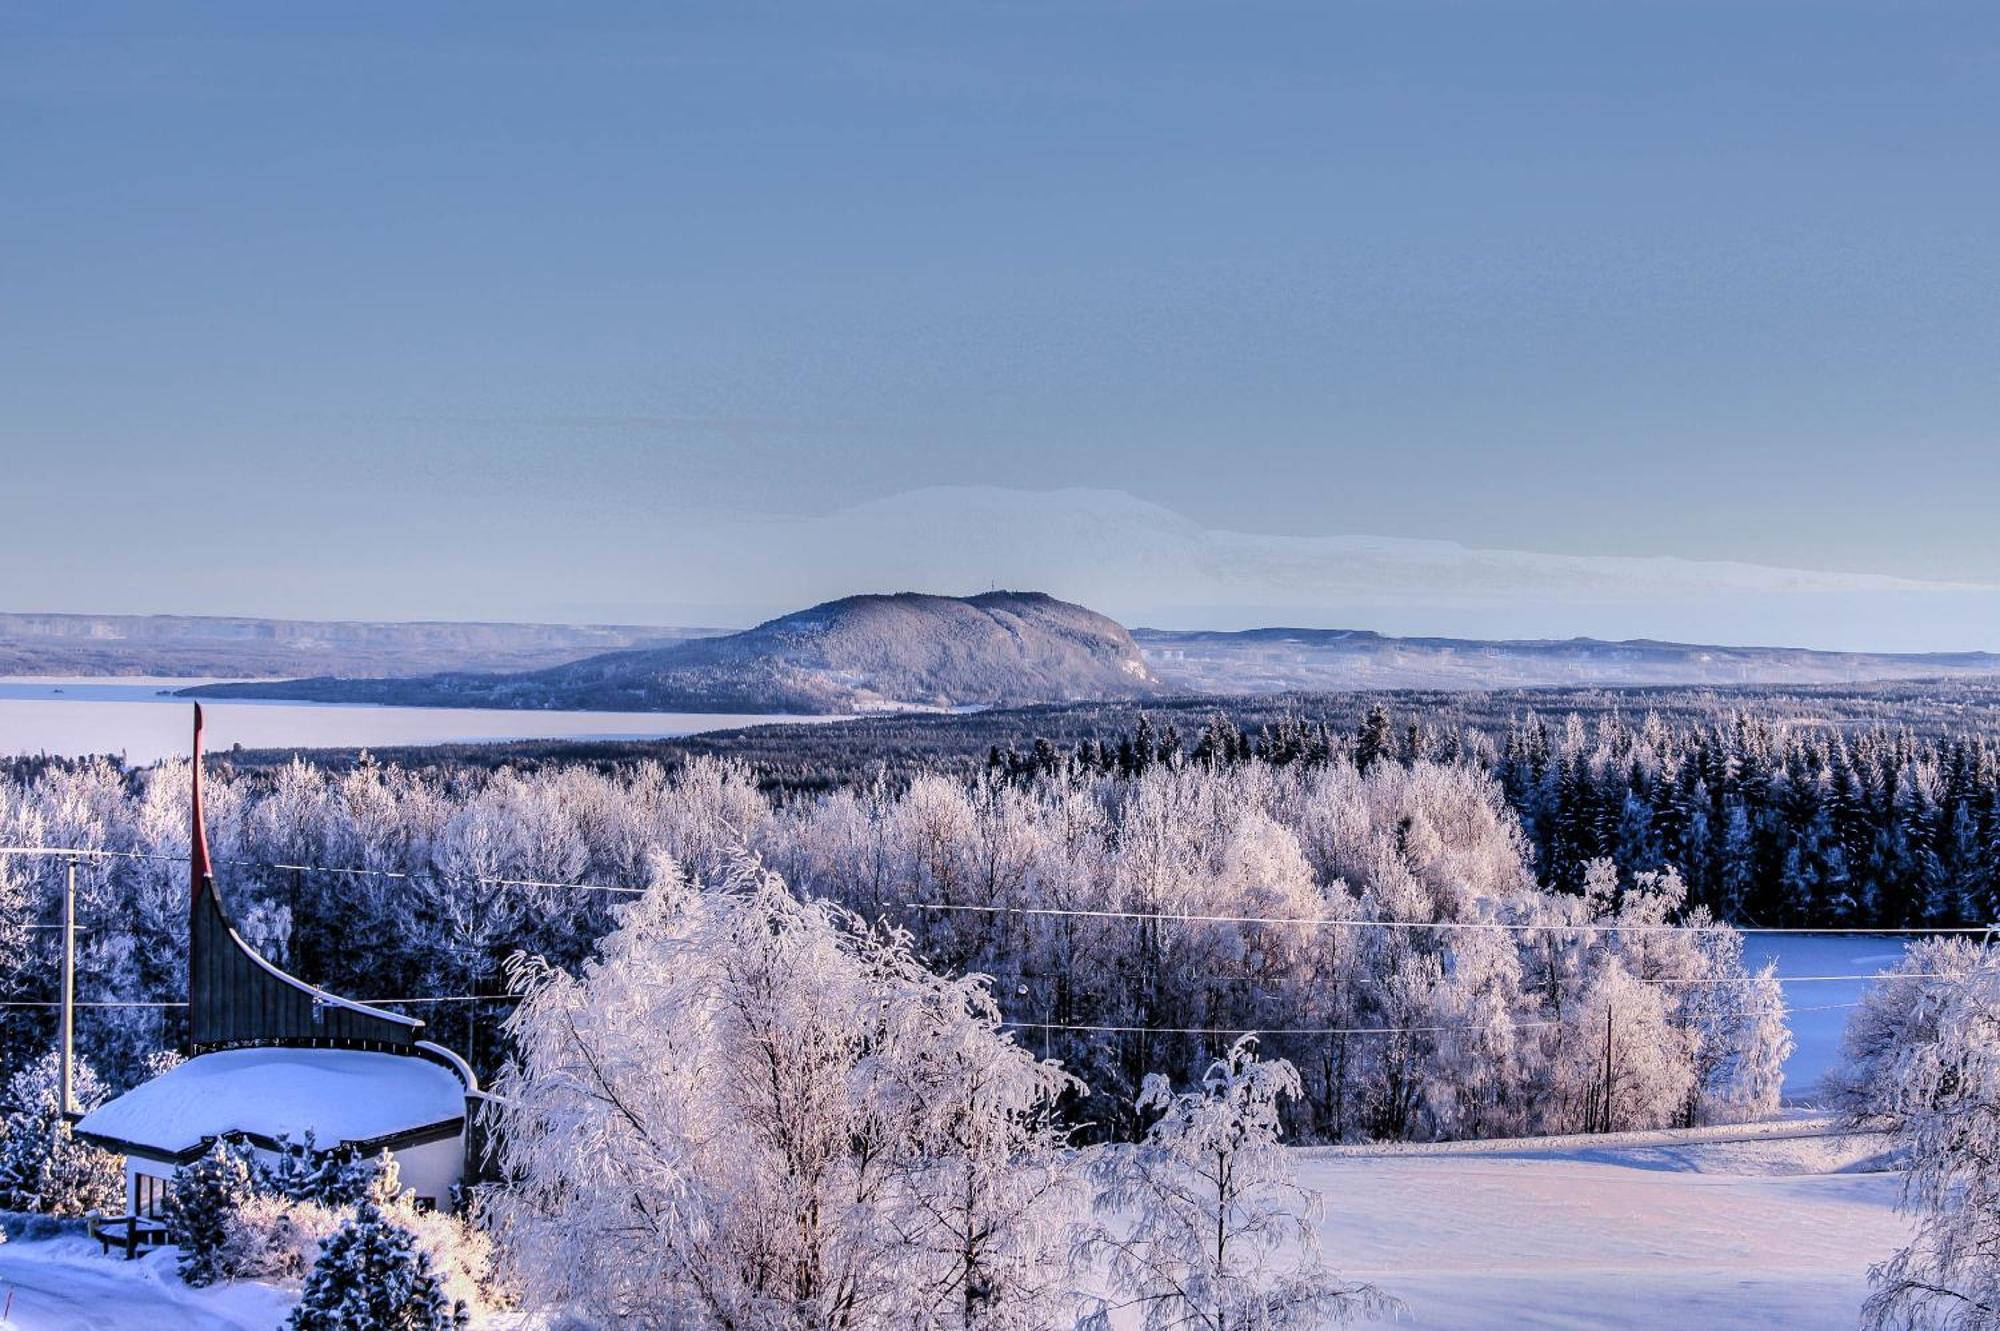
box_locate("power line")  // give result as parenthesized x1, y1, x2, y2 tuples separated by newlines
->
(904, 900, 1996, 937)
(1646, 972, 1955, 987)
(0, 1000, 184, 1009)
(0, 993, 524, 1010)
(0, 846, 645, 895)
(0, 972, 1926, 1017)
(0, 990, 1858, 1031)
(356, 994, 521, 1005)
(0, 845, 1987, 948)
(0, 845, 1983, 938)
(998, 1000, 1857, 1039)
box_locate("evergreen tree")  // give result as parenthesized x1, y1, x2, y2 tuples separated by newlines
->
(0, 859, 36, 1086)
(171, 1136, 261, 1286)
(263, 1130, 378, 1207)
(265, 1130, 342, 1205)
(0, 1047, 122, 1215)
(286, 1200, 468, 1331)
(1355, 706, 1393, 773)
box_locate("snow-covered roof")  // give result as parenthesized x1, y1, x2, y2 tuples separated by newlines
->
(75, 1048, 467, 1162)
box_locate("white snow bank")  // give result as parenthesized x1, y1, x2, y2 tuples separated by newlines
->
(75, 1048, 465, 1156)
(0, 1238, 543, 1330)
(0, 1238, 292, 1330)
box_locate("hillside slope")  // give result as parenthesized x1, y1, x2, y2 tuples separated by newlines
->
(187, 592, 1160, 714)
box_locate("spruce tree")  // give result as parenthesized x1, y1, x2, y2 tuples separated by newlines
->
(171, 1136, 260, 1286)
(286, 1200, 467, 1331)
(264, 1130, 362, 1206)
(1355, 705, 1392, 773)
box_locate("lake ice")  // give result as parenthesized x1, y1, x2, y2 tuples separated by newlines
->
(0, 676, 827, 765)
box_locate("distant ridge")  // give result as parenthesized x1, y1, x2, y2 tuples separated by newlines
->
(13, 600, 1998, 706)
(0, 611, 714, 678)
(1135, 627, 2000, 693)
(635, 486, 2000, 653)
(186, 591, 1161, 714)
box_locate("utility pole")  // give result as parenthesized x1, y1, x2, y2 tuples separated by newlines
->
(1599, 1002, 1615, 1135)
(58, 856, 77, 1119)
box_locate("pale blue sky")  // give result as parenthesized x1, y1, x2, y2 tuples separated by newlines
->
(3, 2, 1997, 640)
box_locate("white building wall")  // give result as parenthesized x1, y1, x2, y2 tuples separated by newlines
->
(381, 1134, 464, 1208)
(120, 1128, 465, 1216)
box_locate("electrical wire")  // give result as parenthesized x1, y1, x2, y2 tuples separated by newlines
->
(903, 899, 1996, 937)
(0, 846, 644, 894)
(0, 846, 1985, 937)
(999, 1000, 1859, 1039)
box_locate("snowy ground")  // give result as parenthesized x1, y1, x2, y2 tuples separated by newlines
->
(0, 1125, 1910, 1330)
(0, 937, 1921, 1331)
(0, 1240, 291, 1330)
(1753, 933, 1916, 1101)
(1300, 1118, 1908, 1330)
(0, 1240, 544, 1331)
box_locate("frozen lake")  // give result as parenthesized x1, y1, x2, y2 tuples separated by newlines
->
(0, 677, 831, 765)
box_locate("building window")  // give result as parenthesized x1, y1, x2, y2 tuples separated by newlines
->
(133, 1171, 169, 1218)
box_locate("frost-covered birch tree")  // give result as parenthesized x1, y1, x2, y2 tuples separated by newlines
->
(487, 853, 1086, 1331)
(1077, 1036, 1395, 1331)
(1828, 936, 1987, 1125)
(1864, 955, 2000, 1330)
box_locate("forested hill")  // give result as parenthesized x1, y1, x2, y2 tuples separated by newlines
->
(187, 591, 1161, 714)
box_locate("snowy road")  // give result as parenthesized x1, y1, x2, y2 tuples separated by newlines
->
(0, 1241, 291, 1331)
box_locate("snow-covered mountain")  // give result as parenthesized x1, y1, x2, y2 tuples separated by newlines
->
(620, 487, 1998, 654)
(187, 592, 1158, 714)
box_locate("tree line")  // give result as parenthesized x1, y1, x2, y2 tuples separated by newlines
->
(1006, 704, 2000, 930)
(0, 746, 1785, 1145)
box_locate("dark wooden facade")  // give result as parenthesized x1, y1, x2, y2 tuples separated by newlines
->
(188, 704, 422, 1053)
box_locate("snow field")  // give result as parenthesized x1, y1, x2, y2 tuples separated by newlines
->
(1296, 1123, 1907, 1329)
(1751, 933, 1918, 1101)
(0, 1127, 1913, 1329)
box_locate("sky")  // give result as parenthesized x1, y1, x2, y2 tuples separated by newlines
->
(3, 2, 1998, 646)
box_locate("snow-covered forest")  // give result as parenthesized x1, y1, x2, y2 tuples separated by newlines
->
(0, 744, 1788, 1143)
(5, 734, 2000, 1326)
(981, 705, 2000, 931)
(23, 715, 2000, 1327)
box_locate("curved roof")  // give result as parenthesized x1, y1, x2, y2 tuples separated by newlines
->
(75, 1047, 466, 1163)
(186, 703, 421, 1051)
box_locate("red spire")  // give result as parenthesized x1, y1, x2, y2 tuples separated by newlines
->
(191, 704, 213, 889)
